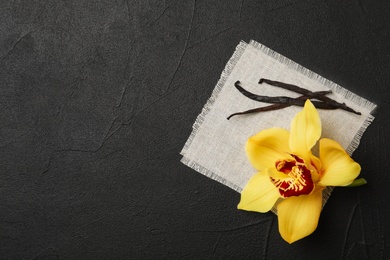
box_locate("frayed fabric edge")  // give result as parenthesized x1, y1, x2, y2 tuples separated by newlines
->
(181, 40, 376, 215)
(180, 41, 248, 156)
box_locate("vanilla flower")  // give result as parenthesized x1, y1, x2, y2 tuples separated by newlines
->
(238, 100, 362, 243)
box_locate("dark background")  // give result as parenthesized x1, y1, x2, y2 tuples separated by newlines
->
(1, 0, 389, 259)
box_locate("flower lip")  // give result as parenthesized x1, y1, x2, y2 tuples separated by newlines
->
(270, 154, 314, 198)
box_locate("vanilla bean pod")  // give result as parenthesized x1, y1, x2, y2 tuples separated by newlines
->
(227, 91, 331, 120)
(234, 81, 337, 109)
(227, 104, 290, 120)
(258, 78, 361, 115)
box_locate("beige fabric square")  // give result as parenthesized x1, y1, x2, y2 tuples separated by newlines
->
(180, 40, 376, 210)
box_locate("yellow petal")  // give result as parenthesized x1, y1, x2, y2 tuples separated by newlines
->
(307, 154, 322, 182)
(289, 100, 321, 155)
(318, 138, 361, 186)
(238, 171, 280, 213)
(277, 186, 323, 244)
(246, 128, 291, 171)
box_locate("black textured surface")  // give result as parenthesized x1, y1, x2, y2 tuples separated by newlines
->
(1, 0, 389, 259)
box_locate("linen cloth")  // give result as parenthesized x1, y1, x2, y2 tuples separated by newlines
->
(180, 40, 376, 209)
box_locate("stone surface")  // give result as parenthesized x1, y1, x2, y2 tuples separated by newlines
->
(0, 0, 389, 258)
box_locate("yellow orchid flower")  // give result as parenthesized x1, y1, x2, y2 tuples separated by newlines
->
(238, 99, 362, 244)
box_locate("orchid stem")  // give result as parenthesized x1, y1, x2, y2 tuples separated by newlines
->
(346, 178, 367, 187)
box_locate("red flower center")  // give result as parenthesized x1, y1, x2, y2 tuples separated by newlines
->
(270, 154, 314, 198)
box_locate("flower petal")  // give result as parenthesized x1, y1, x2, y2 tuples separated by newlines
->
(246, 128, 291, 171)
(238, 171, 280, 213)
(277, 186, 323, 244)
(289, 100, 321, 155)
(318, 138, 361, 186)
(307, 154, 322, 182)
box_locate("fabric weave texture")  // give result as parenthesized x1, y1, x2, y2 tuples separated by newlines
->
(180, 40, 376, 208)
